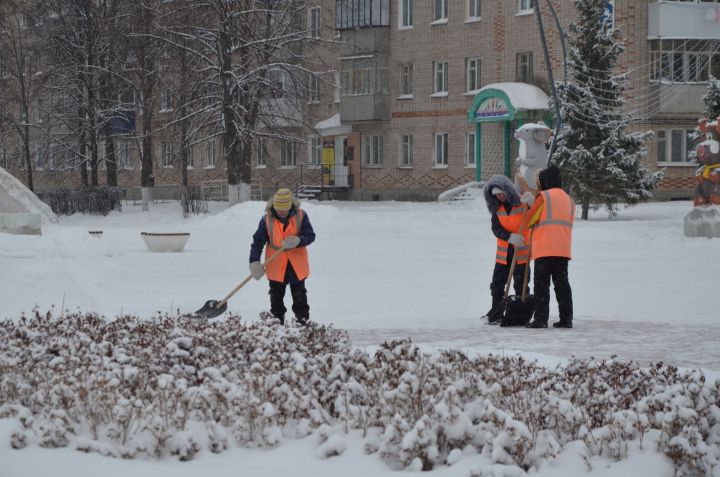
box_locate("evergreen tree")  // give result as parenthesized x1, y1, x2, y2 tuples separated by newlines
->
(553, 0, 663, 219)
(702, 76, 720, 120)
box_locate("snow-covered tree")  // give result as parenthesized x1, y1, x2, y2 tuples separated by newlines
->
(553, 0, 663, 219)
(158, 0, 324, 204)
(702, 76, 720, 121)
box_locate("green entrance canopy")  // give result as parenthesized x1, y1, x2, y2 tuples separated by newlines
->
(467, 83, 552, 180)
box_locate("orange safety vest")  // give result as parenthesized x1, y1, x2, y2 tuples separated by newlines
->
(496, 205, 530, 265)
(532, 189, 575, 259)
(264, 209, 310, 282)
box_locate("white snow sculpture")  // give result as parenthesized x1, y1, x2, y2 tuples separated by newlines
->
(0, 166, 57, 235)
(513, 122, 553, 194)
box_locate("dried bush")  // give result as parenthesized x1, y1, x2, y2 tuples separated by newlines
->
(0, 311, 719, 474)
(180, 185, 208, 218)
(38, 186, 123, 216)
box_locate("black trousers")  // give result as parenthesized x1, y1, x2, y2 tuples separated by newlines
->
(490, 245, 530, 302)
(533, 257, 573, 324)
(268, 263, 309, 320)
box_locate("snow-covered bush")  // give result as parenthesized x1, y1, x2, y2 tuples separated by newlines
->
(1, 311, 719, 475)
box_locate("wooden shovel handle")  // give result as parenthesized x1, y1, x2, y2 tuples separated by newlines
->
(218, 247, 286, 307)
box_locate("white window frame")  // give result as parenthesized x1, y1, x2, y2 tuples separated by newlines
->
(310, 135, 322, 167)
(362, 135, 384, 166)
(432, 0, 448, 23)
(400, 63, 413, 96)
(399, 0, 413, 29)
(205, 138, 216, 168)
(433, 61, 448, 95)
(256, 138, 268, 168)
(468, 0, 481, 20)
(280, 140, 297, 168)
(657, 129, 695, 165)
(466, 58, 480, 92)
(516, 52, 533, 83)
(119, 142, 132, 169)
(309, 6, 321, 38)
(161, 142, 174, 168)
(465, 131, 476, 167)
(308, 73, 320, 103)
(518, 0, 533, 14)
(334, 70, 341, 103)
(160, 88, 173, 112)
(400, 134, 413, 167)
(434, 132, 448, 167)
(186, 145, 194, 169)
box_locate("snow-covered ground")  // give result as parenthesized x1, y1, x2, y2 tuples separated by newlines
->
(1, 197, 719, 476)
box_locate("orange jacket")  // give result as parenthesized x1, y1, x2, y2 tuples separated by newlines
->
(522, 189, 575, 259)
(264, 209, 310, 282)
(496, 205, 530, 265)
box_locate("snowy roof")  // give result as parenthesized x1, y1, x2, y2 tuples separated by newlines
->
(314, 113, 352, 136)
(477, 83, 550, 111)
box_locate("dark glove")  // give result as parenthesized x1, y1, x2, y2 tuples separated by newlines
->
(282, 235, 301, 249)
(249, 261, 264, 280)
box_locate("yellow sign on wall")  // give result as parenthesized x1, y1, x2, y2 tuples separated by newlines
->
(322, 142, 334, 186)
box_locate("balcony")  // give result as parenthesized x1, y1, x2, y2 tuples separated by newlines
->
(647, 84, 707, 114)
(648, 1, 720, 39)
(340, 94, 390, 122)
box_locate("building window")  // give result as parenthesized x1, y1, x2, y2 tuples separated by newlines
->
(336, 0, 390, 30)
(160, 88, 173, 111)
(35, 145, 45, 171)
(161, 142, 174, 168)
(650, 40, 720, 84)
(468, 0, 481, 19)
(310, 136, 322, 167)
(340, 56, 389, 96)
(465, 132, 476, 167)
(399, 0, 413, 28)
(309, 6, 321, 38)
(434, 61, 448, 94)
(519, 0, 532, 14)
(400, 63, 413, 96)
(516, 52, 533, 83)
(206, 138, 216, 168)
(280, 140, 297, 167)
(334, 71, 341, 102)
(362, 135, 384, 166)
(119, 142, 132, 169)
(433, 0, 447, 22)
(186, 145, 194, 168)
(256, 138, 268, 168)
(657, 129, 694, 164)
(401, 134, 413, 166)
(466, 58, 480, 91)
(309, 73, 321, 103)
(0, 149, 8, 169)
(434, 133, 448, 167)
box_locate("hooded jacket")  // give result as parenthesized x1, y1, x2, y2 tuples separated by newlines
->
(484, 175, 529, 264)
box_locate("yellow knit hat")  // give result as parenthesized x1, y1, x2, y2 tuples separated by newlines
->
(273, 188, 293, 211)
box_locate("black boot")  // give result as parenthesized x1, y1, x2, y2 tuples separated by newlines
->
(552, 320, 573, 328)
(483, 295, 503, 324)
(526, 320, 548, 328)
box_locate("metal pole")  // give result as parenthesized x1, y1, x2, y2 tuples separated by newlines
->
(533, 0, 563, 163)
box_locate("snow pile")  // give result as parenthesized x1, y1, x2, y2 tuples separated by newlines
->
(1, 312, 719, 474)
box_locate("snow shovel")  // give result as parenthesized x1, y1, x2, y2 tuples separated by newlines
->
(501, 230, 535, 327)
(195, 247, 286, 319)
(486, 251, 519, 325)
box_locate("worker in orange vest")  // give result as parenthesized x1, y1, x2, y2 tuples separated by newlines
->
(520, 165, 576, 328)
(249, 188, 316, 325)
(482, 175, 531, 324)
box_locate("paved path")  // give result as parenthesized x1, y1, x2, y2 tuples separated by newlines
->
(347, 319, 720, 371)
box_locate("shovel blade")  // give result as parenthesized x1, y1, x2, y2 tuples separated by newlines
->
(195, 300, 227, 318)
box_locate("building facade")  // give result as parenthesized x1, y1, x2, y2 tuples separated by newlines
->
(2, 0, 720, 201)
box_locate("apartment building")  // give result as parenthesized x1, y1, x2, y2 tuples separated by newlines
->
(2, 0, 719, 201)
(291, 0, 720, 201)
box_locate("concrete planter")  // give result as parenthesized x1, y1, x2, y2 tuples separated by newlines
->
(141, 232, 190, 252)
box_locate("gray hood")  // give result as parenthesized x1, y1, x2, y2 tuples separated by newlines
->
(483, 175, 520, 214)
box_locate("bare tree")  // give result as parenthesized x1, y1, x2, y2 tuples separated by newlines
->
(157, 0, 320, 205)
(0, 2, 48, 191)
